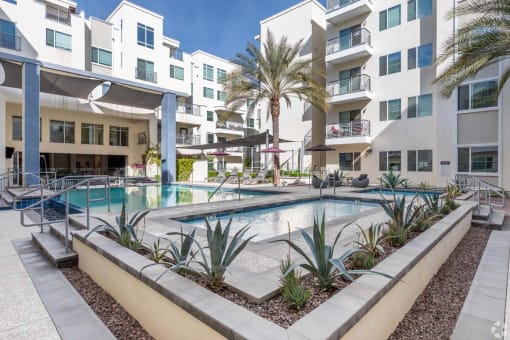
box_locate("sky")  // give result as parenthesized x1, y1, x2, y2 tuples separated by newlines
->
(77, 0, 327, 60)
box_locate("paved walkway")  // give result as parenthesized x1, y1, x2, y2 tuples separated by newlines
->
(0, 210, 60, 339)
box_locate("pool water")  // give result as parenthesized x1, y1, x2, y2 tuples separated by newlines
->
(184, 199, 379, 242)
(361, 189, 443, 198)
(63, 185, 269, 213)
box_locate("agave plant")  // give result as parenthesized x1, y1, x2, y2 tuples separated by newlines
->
(401, 180, 412, 189)
(148, 238, 170, 263)
(446, 183, 461, 199)
(418, 181, 429, 190)
(85, 203, 150, 251)
(194, 218, 255, 290)
(166, 227, 198, 270)
(420, 193, 441, 215)
(381, 171, 407, 189)
(381, 194, 421, 247)
(279, 255, 311, 310)
(350, 223, 386, 259)
(273, 213, 392, 290)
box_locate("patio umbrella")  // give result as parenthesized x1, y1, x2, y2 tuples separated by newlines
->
(208, 149, 231, 170)
(305, 144, 335, 169)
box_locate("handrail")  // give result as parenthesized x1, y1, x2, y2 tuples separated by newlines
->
(208, 175, 241, 202)
(455, 174, 505, 209)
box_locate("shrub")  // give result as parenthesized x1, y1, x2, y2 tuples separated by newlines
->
(381, 194, 421, 247)
(279, 256, 311, 310)
(381, 171, 407, 189)
(351, 252, 376, 270)
(177, 158, 195, 181)
(440, 204, 451, 215)
(418, 181, 429, 190)
(446, 183, 461, 200)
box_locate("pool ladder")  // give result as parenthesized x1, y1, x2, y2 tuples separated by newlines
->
(208, 175, 241, 202)
(14, 175, 112, 253)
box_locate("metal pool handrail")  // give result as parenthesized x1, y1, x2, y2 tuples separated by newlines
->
(208, 175, 241, 202)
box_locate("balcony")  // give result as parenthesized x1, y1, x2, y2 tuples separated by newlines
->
(327, 75, 373, 104)
(326, 0, 373, 25)
(215, 105, 247, 116)
(170, 49, 183, 61)
(176, 135, 201, 146)
(215, 122, 245, 136)
(135, 68, 157, 83)
(326, 29, 372, 64)
(176, 103, 202, 126)
(0, 32, 21, 51)
(325, 120, 372, 145)
(46, 5, 71, 25)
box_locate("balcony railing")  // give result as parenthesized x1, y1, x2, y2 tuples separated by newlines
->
(176, 135, 201, 145)
(327, 74, 371, 96)
(327, 0, 370, 12)
(46, 5, 71, 25)
(216, 122, 244, 131)
(176, 103, 202, 116)
(170, 49, 183, 61)
(326, 120, 371, 138)
(0, 32, 21, 51)
(135, 68, 157, 83)
(327, 28, 371, 55)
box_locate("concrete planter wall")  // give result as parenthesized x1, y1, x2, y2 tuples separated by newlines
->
(73, 203, 473, 340)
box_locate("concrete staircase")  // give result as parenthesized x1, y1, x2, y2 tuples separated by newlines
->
(471, 204, 506, 230)
(31, 221, 82, 268)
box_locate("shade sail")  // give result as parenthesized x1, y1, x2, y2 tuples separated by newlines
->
(178, 132, 295, 150)
(0, 61, 103, 99)
(95, 83, 163, 110)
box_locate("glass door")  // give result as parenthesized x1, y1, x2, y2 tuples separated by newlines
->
(350, 67, 361, 92)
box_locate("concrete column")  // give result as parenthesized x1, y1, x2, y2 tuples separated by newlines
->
(161, 92, 176, 183)
(22, 62, 40, 186)
(0, 92, 6, 174)
(148, 113, 158, 145)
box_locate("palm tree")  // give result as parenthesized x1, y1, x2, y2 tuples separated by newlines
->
(435, 0, 510, 97)
(224, 30, 328, 185)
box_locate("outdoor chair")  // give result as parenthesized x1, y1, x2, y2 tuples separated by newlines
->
(241, 169, 252, 184)
(351, 174, 369, 188)
(228, 167, 239, 183)
(215, 170, 226, 183)
(249, 170, 267, 184)
(312, 175, 329, 189)
(327, 171, 344, 187)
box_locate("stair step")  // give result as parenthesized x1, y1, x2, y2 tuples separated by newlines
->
(488, 210, 506, 230)
(473, 205, 491, 220)
(32, 231, 77, 268)
(50, 222, 83, 244)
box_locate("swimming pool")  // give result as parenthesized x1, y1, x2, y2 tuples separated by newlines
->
(183, 199, 379, 242)
(361, 188, 443, 198)
(63, 185, 270, 212)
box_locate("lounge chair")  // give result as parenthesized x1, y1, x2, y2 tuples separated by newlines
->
(215, 170, 226, 183)
(312, 175, 329, 189)
(327, 171, 343, 187)
(352, 174, 369, 188)
(241, 169, 252, 184)
(249, 170, 267, 184)
(227, 168, 239, 183)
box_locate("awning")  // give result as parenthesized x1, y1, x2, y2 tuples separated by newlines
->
(95, 83, 163, 110)
(0, 60, 103, 99)
(179, 132, 295, 150)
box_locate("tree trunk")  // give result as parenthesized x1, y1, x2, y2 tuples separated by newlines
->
(271, 99, 280, 186)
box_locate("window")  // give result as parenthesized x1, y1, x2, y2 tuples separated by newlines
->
(380, 52, 401, 76)
(50, 120, 74, 143)
(408, 94, 432, 118)
(207, 110, 214, 121)
(247, 118, 255, 128)
(0, 20, 17, 50)
(458, 146, 498, 173)
(46, 29, 71, 51)
(217, 69, 226, 84)
(379, 99, 401, 121)
(109, 126, 128, 147)
(137, 23, 154, 49)
(138, 132, 147, 145)
(379, 151, 401, 171)
(217, 90, 226, 102)
(380, 5, 401, 31)
(203, 87, 214, 99)
(203, 64, 214, 81)
(207, 133, 214, 144)
(136, 59, 155, 82)
(408, 0, 432, 21)
(457, 80, 498, 110)
(339, 152, 361, 171)
(247, 98, 255, 109)
(91, 47, 112, 67)
(408, 43, 433, 69)
(3, 0, 17, 4)
(12, 116, 21, 141)
(408, 150, 432, 171)
(170, 65, 184, 80)
(81, 123, 103, 145)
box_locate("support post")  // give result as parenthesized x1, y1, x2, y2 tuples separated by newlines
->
(22, 62, 40, 186)
(161, 93, 176, 183)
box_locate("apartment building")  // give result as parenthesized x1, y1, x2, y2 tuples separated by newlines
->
(322, 0, 508, 188)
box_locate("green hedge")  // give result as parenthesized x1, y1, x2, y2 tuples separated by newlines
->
(177, 159, 195, 181)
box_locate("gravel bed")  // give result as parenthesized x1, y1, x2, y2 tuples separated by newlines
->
(61, 267, 154, 340)
(389, 226, 491, 339)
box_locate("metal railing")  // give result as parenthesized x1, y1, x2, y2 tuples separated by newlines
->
(15, 176, 111, 253)
(0, 32, 21, 51)
(326, 120, 371, 139)
(455, 174, 506, 211)
(216, 122, 244, 131)
(327, 29, 371, 55)
(176, 103, 202, 116)
(176, 135, 201, 145)
(208, 175, 241, 202)
(46, 5, 71, 25)
(327, 0, 371, 12)
(327, 74, 371, 96)
(135, 68, 157, 83)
